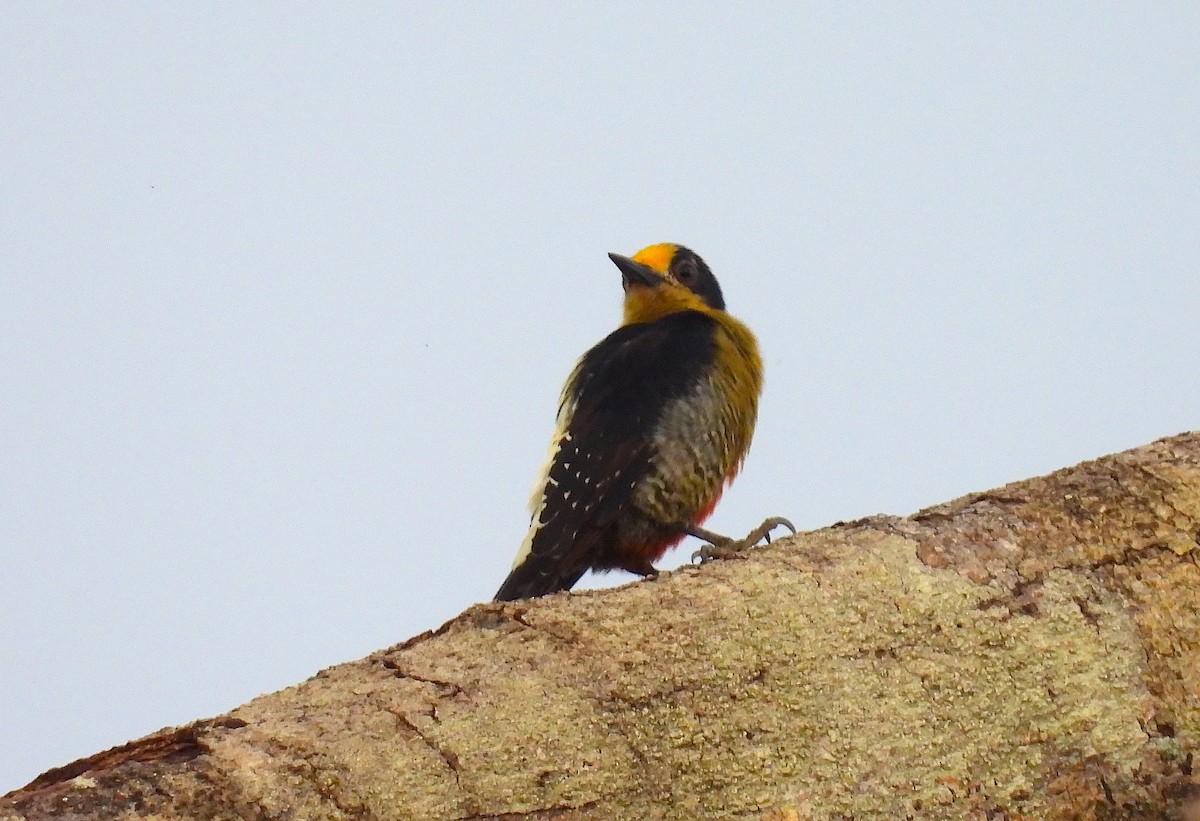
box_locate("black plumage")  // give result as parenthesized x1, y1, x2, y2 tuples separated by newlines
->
(493, 311, 718, 601)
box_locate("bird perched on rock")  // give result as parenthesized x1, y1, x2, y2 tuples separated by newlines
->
(494, 243, 791, 601)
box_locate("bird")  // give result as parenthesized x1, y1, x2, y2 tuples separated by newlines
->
(493, 243, 792, 601)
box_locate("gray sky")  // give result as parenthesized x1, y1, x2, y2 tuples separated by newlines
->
(2, 4, 1198, 791)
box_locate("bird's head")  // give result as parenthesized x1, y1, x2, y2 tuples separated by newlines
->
(609, 243, 726, 325)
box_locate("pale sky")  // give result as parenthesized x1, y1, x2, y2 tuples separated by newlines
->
(3, 4, 1198, 791)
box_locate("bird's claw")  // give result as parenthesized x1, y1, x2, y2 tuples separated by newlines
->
(746, 516, 797, 545)
(690, 516, 797, 564)
(690, 541, 734, 564)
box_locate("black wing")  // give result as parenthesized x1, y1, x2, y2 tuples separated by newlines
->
(494, 310, 717, 600)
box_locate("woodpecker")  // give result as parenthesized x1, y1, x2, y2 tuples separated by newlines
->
(494, 244, 791, 602)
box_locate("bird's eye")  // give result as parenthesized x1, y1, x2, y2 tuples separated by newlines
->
(675, 260, 696, 284)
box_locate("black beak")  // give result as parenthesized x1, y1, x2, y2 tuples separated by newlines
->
(608, 253, 662, 288)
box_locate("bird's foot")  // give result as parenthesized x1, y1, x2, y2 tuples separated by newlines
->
(689, 517, 797, 564)
(618, 558, 660, 579)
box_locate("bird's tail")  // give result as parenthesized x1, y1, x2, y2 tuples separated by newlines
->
(492, 529, 603, 601)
